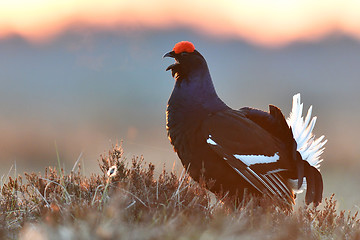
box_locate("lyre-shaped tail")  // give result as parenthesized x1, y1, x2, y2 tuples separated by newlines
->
(287, 93, 327, 169)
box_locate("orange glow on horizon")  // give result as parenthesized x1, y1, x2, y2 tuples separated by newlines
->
(1, 0, 360, 46)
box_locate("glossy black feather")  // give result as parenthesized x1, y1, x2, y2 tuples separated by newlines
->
(164, 44, 323, 206)
(202, 109, 295, 204)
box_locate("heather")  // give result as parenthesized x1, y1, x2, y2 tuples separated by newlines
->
(1, 144, 359, 239)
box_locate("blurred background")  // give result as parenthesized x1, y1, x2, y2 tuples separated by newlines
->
(0, 0, 359, 210)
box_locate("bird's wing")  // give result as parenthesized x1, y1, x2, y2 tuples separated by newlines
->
(240, 105, 296, 151)
(240, 102, 324, 205)
(202, 109, 294, 204)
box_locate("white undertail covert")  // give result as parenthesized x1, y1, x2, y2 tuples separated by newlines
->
(287, 93, 327, 192)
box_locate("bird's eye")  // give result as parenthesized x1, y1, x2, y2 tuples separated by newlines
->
(181, 52, 189, 57)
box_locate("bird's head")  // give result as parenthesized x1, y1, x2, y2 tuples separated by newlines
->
(164, 41, 207, 82)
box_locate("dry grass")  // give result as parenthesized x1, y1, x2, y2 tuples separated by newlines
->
(0, 144, 359, 240)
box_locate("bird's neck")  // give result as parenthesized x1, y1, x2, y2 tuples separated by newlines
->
(169, 71, 228, 113)
(166, 70, 228, 154)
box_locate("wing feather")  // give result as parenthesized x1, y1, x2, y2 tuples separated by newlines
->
(203, 111, 294, 205)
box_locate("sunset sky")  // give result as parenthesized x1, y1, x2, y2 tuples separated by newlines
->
(1, 0, 360, 46)
(1, 0, 360, 209)
(1, 0, 360, 166)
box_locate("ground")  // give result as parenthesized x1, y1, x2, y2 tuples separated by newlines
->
(1, 144, 359, 239)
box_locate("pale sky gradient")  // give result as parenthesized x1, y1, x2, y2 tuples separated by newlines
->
(1, 0, 360, 46)
(1, 1, 360, 210)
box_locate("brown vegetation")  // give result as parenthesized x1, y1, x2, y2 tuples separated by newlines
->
(0, 144, 359, 239)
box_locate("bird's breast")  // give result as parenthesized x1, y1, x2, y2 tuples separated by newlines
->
(166, 103, 207, 153)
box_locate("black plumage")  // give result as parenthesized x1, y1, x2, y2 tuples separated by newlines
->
(164, 41, 323, 206)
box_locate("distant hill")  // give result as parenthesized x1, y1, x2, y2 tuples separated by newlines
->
(0, 29, 359, 174)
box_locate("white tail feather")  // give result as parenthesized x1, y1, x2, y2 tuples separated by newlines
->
(289, 178, 307, 194)
(287, 93, 327, 170)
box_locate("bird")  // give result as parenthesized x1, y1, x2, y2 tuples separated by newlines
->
(164, 41, 326, 207)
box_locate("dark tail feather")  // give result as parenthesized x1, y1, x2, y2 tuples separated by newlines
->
(296, 152, 304, 189)
(269, 105, 294, 145)
(304, 161, 323, 206)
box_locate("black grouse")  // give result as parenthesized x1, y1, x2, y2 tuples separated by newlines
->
(164, 41, 326, 206)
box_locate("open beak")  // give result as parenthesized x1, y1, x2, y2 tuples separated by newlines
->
(163, 51, 176, 59)
(164, 50, 180, 72)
